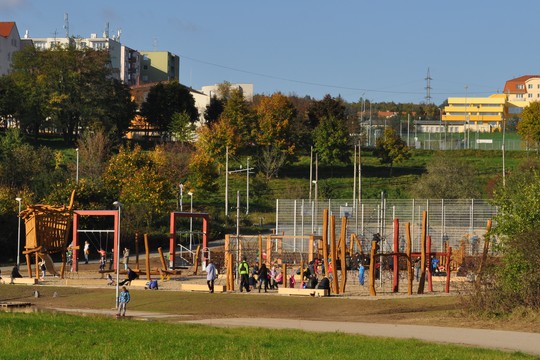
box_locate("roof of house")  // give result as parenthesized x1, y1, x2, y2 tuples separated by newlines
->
(503, 75, 540, 94)
(0, 22, 15, 38)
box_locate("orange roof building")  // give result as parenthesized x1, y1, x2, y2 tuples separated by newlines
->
(0, 21, 21, 75)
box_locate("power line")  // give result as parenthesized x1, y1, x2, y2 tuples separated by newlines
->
(179, 53, 497, 97)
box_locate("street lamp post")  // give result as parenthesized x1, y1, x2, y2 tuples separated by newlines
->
(188, 192, 193, 250)
(113, 201, 122, 309)
(178, 184, 184, 211)
(75, 148, 79, 184)
(15, 197, 22, 265)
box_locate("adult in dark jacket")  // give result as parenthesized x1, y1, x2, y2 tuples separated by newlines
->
(119, 267, 138, 286)
(317, 276, 330, 290)
(257, 263, 269, 293)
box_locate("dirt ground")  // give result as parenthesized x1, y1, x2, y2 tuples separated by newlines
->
(2, 255, 539, 335)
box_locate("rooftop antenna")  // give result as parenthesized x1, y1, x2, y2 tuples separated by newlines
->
(63, 13, 69, 38)
(424, 67, 432, 104)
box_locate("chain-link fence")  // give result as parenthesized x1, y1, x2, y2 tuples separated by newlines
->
(275, 199, 497, 254)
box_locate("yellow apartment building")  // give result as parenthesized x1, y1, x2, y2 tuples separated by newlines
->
(442, 94, 507, 133)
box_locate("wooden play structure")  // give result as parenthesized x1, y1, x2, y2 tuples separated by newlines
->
(19, 191, 76, 279)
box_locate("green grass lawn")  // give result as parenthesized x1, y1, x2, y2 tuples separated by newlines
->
(0, 311, 535, 359)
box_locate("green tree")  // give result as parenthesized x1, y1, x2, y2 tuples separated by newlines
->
(141, 81, 198, 134)
(169, 112, 195, 142)
(373, 127, 411, 174)
(517, 101, 540, 151)
(313, 115, 351, 166)
(254, 93, 297, 178)
(10, 46, 135, 143)
(203, 95, 225, 125)
(307, 94, 347, 129)
(0, 75, 20, 129)
(474, 161, 540, 312)
(411, 154, 481, 199)
(219, 88, 255, 148)
(0, 128, 61, 199)
(103, 145, 174, 231)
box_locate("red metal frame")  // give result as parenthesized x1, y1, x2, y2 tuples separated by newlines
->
(169, 212, 209, 269)
(72, 210, 119, 272)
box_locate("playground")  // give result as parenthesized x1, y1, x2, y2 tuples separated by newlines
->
(6, 191, 496, 299)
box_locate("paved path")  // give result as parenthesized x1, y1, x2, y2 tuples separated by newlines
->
(188, 317, 540, 357)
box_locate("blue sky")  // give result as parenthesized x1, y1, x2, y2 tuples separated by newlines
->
(2, 0, 539, 105)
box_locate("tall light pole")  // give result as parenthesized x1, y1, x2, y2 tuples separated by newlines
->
(178, 183, 184, 211)
(15, 197, 22, 265)
(113, 201, 122, 309)
(188, 192, 193, 250)
(225, 146, 229, 217)
(75, 148, 79, 183)
(246, 157, 250, 215)
(75, 148, 79, 184)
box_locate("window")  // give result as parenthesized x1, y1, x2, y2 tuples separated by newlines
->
(529, 93, 533, 98)
(528, 84, 533, 89)
(517, 84, 524, 89)
(517, 94, 524, 98)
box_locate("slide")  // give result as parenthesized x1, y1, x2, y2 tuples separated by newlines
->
(38, 253, 58, 276)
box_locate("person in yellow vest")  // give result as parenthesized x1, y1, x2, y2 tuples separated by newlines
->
(238, 257, 250, 292)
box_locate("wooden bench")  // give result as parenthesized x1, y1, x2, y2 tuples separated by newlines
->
(124, 279, 148, 287)
(278, 287, 330, 297)
(179, 284, 226, 293)
(9, 277, 38, 285)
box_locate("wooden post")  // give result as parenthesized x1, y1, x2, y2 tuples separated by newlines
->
(369, 240, 377, 296)
(322, 209, 329, 277)
(445, 246, 452, 293)
(60, 250, 66, 279)
(135, 232, 140, 271)
(144, 233, 151, 280)
(476, 219, 493, 287)
(35, 252, 39, 279)
(339, 216, 348, 294)
(330, 215, 338, 294)
(266, 235, 272, 266)
(308, 236, 314, 262)
(158, 247, 167, 270)
(392, 218, 399, 293)
(25, 253, 32, 278)
(417, 211, 427, 294)
(193, 244, 201, 275)
(427, 235, 433, 292)
(282, 263, 287, 288)
(406, 222, 413, 295)
(258, 234, 263, 268)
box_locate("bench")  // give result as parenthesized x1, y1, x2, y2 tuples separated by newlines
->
(278, 287, 329, 297)
(125, 279, 148, 287)
(179, 284, 226, 293)
(9, 277, 38, 285)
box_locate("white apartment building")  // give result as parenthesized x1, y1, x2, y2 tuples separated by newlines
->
(26, 31, 141, 86)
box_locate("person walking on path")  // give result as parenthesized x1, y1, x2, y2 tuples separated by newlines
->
(39, 260, 46, 280)
(83, 241, 90, 264)
(117, 286, 130, 317)
(123, 247, 130, 270)
(258, 263, 269, 293)
(205, 260, 217, 293)
(358, 263, 365, 286)
(238, 257, 250, 292)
